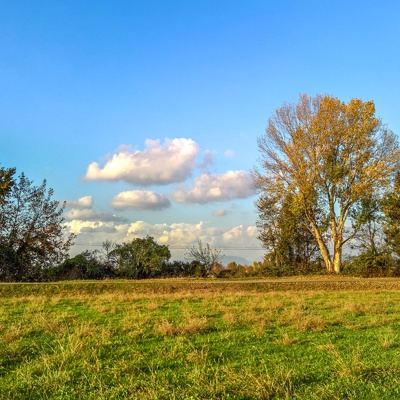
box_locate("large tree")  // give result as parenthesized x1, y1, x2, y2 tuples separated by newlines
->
(253, 94, 400, 273)
(111, 236, 171, 278)
(0, 172, 75, 281)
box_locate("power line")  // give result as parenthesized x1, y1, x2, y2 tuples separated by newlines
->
(72, 242, 264, 251)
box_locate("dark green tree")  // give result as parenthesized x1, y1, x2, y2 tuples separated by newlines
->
(48, 250, 116, 281)
(0, 172, 75, 281)
(111, 236, 171, 278)
(255, 191, 319, 273)
(382, 173, 400, 259)
(346, 195, 394, 276)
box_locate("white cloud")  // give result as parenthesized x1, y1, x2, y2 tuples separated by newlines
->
(64, 208, 128, 223)
(213, 208, 228, 217)
(173, 170, 255, 204)
(223, 225, 259, 246)
(64, 220, 126, 235)
(65, 196, 93, 209)
(198, 150, 214, 168)
(63, 196, 128, 224)
(110, 190, 171, 210)
(83, 138, 199, 185)
(224, 149, 235, 158)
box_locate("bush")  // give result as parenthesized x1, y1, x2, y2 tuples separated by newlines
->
(343, 251, 400, 277)
(46, 252, 115, 281)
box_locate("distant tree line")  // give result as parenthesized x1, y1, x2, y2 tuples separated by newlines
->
(44, 238, 224, 281)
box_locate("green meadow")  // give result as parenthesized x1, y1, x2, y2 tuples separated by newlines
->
(1, 279, 400, 399)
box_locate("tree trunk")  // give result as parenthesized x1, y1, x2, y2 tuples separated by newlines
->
(333, 249, 341, 274)
(309, 219, 334, 272)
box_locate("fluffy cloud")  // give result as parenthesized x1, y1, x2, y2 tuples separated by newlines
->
(64, 196, 128, 224)
(173, 170, 255, 204)
(110, 190, 171, 211)
(223, 225, 259, 246)
(64, 208, 128, 223)
(65, 220, 125, 235)
(83, 138, 199, 185)
(213, 208, 228, 217)
(65, 195, 93, 209)
(124, 221, 224, 246)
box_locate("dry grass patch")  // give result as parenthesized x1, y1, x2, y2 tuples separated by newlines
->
(222, 311, 237, 326)
(186, 345, 209, 364)
(343, 302, 366, 316)
(295, 314, 326, 333)
(2, 321, 25, 343)
(145, 301, 160, 310)
(378, 328, 397, 350)
(252, 318, 268, 337)
(275, 331, 299, 346)
(223, 364, 295, 399)
(180, 316, 208, 335)
(118, 312, 153, 339)
(155, 319, 178, 336)
(156, 316, 208, 337)
(317, 342, 366, 381)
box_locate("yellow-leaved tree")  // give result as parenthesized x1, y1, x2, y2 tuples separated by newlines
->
(253, 94, 400, 273)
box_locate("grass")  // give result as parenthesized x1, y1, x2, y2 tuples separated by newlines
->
(0, 278, 400, 399)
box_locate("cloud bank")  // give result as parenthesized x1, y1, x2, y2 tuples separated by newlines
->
(83, 138, 199, 185)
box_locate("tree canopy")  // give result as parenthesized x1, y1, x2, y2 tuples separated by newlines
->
(253, 94, 400, 273)
(256, 191, 319, 271)
(111, 236, 171, 278)
(0, 171, 75, 281)
(382, 173, 400, 259)
(0, 166, 15, 204)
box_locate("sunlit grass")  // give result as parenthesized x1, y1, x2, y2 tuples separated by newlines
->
(0, 279, 400, 398)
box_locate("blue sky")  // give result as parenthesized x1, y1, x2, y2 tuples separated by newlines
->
(1, 0, 399, 262)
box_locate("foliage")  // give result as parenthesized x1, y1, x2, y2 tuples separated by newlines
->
(0, 166, 16, 203)
(256, 191, 319, 270)
(46, 250, 116, 281)
(253, 94, 400, 273)
(185, 240, 223, 276)
(350, 195, 384, 254)
(382, 172, 400, 259)
(343, 250, 399, 277)
(343, 174, 400, 277)
(111, 236, 171, 278)
(0, 171, 75, 281)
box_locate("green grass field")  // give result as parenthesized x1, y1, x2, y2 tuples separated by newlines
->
(1, 278, 400, 399)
